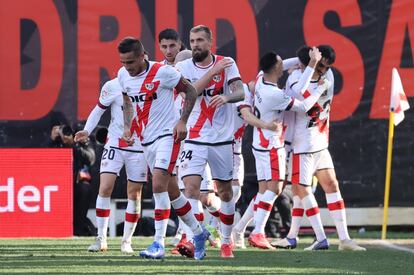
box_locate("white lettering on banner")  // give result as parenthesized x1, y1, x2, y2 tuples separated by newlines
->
(18, 185, 41, 212)
(0, 177, 59, 213)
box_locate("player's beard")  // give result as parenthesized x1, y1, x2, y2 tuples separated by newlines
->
(192, 49, 209, 62)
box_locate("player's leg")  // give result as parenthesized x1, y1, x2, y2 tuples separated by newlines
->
(294, 153, 328, 250)
(139, 137, 178, 259)
(209, 144, 235, 258)
(250, 147, 285, 249)
(88, 146, 121, 252)
(200, 178, 221, 248)
(121, 150, 146, 253)
(315, 150, 365, 251)
(232, 152, 244, 203)
(178, 143, 210, 259)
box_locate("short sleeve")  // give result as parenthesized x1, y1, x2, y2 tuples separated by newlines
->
(160, 65, 182, 89)
(98, 80, 121, 108)
(225, 57, 241, 84)
(271, 91, 293, 111)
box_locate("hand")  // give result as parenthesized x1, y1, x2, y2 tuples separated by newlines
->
(309, 46, 322, 62)
(209, 95, 228, 108)
(74, 130, 89, 143)
(308, 47, 322, 68)
(50, 125, 60, 140)
(264, 120, 283, 131)
(122, 129, 135, 146)
(173, 119, 187, 142)
(210, 58, 233, 75)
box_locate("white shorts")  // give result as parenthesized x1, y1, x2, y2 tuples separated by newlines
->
(285, 143, 293, 182)
(180, 142, 233, 182)
(252, 147, 286, 182)
(233, 152, 244, 185)
(100, 145, 147, 182)
(177, 163, 214, 192)
(143, 135, 180, 174)
(291, 148, 334, 186)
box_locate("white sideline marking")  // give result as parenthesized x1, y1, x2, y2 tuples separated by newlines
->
(374, 240, 414, 254)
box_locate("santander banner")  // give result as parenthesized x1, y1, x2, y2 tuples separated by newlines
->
(0, 149, 73, 237)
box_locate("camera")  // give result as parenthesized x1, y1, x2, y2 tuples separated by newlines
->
(59, 125, 73, 137)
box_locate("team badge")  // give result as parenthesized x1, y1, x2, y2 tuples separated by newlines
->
(213, 75, 221, 83)
(145, 83, 155, 90)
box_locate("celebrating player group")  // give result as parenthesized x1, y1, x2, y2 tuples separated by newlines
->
(75, 24, 366, 260)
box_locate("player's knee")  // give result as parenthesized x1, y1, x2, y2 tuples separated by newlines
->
(324, 179, 339, 193)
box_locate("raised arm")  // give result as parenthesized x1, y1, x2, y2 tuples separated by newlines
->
(210, 79, 245, 108)
(193, 58, 234, 95)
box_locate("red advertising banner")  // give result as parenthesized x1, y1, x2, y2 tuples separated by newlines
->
(0, 149, 73, 237)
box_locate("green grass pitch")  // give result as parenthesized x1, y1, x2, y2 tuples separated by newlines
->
(0, 232, 413, 274)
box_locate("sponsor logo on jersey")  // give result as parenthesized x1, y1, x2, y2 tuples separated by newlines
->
(202, 87, 224, 97)
(129, 93, 158, 103)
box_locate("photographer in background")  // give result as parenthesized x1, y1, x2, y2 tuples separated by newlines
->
(49, 124, 96, 236)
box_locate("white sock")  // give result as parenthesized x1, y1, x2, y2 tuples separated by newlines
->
(287, 195, 304, 239)
(96, 195, 110, 239)
(171, 193, 202, 236)
(122, 199, 141, 243)
(153, 192, 170, 247)
(232, 185, 241, 204)
(220, 200, 235, 244)
(206, 194, 221, 227)
(326, 192, 350, 241)
(252, 190, 277, 234)
(302, 194, 326, 242)
(233, 196, 255, 233)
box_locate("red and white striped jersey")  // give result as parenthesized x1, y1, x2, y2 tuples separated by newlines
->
(233, 84, 254, 153)
(252, 75, 291, 150)
(98, 78, 142, 150)
(175, 55, 241, 144)
(292, 69, 334, 153)
(118, 61, 181, 145)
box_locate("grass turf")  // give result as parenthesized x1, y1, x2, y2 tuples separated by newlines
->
(0, 232, 413, 274)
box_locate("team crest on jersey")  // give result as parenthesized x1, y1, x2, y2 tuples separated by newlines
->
(213, 74, 222, 83)
(101, 90, 109, 99)
(145, 83, 155, 90)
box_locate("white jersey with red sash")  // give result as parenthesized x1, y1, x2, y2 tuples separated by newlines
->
(118, 61, 181, 146)
(292, 69, 334, 154)
(252, 75, 291, 151)
(175, 55, 241, 144)
(97, 78, 143, 151)
(233, 84, 254, 153)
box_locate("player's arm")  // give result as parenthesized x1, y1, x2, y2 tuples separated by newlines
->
(192, 58, 234, 96)
(74, 105, 106, 142)
(210, 79, 245, 108)
(290, 47, 321, 98)
(239, 106, 278, 130)
(282, 57, 300, 71)
(173, 77, 197, 141)
(286, 78, 331, 113)
(122, 93, 134, 145)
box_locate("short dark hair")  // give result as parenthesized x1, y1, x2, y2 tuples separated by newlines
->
(158, 28, 180, 42)
(259, 51, 278, 73)
(317, 45, 336, 64)
(117, 37, 144, 56)
(296, 45, 312, 66)
(190, 25, 212, 41)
